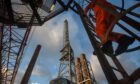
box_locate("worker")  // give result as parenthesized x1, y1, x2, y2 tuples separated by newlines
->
(50, 0, 57, 12)
(84, 0, 135, 55)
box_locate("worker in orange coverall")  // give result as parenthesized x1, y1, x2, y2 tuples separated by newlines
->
(84, 0, 135, 55)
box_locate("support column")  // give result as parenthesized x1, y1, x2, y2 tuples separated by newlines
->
(75, 2, 118, 83)
(21, 45, 41, 84)
(80, 54, 92, 84)
(75, 58, 83, 83)
(111, 56, 129, 78)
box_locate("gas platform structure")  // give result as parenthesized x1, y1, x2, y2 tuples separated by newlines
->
(58, 20, 76, 82)
(0, 0, 140, 84)
(50, 20, 96, 84)
(50, 20, 76, 84)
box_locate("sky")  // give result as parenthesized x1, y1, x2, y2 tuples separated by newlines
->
(14, 0, 140, 84)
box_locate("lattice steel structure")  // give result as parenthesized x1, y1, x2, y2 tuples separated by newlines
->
(0, 0, 140, 84)
(0, 19, 33, 84)
(0, 0, 73, 84)
(0, 0, 69, 27)
(71, 0, 140, 83)
(75, 54, 96, 84)
(58, 20, 76, 82)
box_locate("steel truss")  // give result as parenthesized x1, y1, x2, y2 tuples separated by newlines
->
(0, 16, 34, 84)
(0, 0, 72, 84)
(71, 0, 140, 83)
(0, 0, 140, 84)
(58, 20, 76, 82)
(0, 0, 70, 28)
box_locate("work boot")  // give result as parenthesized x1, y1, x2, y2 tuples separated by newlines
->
(93, 40, 114, 56)
(115, 35, 135, 55)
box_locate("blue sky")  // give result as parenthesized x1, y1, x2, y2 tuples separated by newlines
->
(15, 0, 140, 84)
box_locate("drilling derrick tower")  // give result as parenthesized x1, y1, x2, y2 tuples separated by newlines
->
(58, 20, 76, 82)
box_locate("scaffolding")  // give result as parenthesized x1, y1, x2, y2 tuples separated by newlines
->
(58, 20, 76, 82)
(0, 0, 140, 84)
(75, 54, 96, 84)
(73, 0, 140, 83)
(0, 0, 72, 83)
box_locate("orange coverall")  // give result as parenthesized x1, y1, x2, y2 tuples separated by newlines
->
(84, 0, 124, 44)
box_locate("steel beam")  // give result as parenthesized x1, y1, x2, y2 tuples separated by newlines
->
(130, 68, 140, 82)
(21, 45, 41, 84)
(0, 16, 40, 28)
(28, 0, 42, 25)
(117, 23, 140, 42)
(11, 16, 35, 84)
(43, 8, 65, 23)
(115, 6, 140, 18)
(56, 0, 67, 9)
(111, 56, 129, 78)
(75, 2, 118, 83)
(121, 16, 140, 31)
(4, 0, 14, 23)
(125, 45, 140, 53)
(67, 0, 73, 6)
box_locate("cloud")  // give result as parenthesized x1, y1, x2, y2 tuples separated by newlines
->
(32, 65, 51, 77)
(14, 70, 24, 84)
(29, 11, 81, 57)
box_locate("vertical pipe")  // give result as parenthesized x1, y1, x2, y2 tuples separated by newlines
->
(20, 45, 41, 84)
(64, 20, 69, 46)
(80, 54, 92, 84)
(75, 58, 83, 83)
